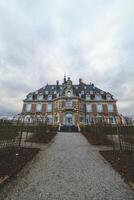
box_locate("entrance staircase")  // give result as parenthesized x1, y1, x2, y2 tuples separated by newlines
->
(60, 125, 79, 132)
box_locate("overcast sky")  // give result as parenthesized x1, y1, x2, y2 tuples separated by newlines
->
(0, 0, 134, 116)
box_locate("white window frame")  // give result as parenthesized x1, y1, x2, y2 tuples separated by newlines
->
(26, 103, 32, 112)
(36, 103, 42, 112)
(95, 94, 101, 100)
(108, 103, 113, 112)
(97, 103, 103, 112)
(86, 103, 92, 112)
(37, 94, 43, 101)
(46, 103, 52, 112)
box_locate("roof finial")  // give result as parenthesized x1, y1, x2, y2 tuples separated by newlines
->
(64, 73, 66, 83)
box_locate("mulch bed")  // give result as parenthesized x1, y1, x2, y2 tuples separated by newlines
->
(100, 150, 134, 185)
(82, 132, 112, 145)
(0, 147, 39, 188)
(27, 131, 57, 143)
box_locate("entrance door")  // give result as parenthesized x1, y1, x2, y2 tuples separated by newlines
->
(65, 113, 73, 126)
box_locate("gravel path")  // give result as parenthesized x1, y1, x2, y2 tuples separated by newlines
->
(0, 132, 134, 200)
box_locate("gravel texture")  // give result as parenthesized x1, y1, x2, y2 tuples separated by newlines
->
(0, 132, 134, 200)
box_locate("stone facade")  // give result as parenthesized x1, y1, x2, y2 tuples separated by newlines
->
(22, 76, 121, 126)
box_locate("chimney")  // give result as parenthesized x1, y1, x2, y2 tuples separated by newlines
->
(79, 78, 82, 85)
(56, 80, 59, 86)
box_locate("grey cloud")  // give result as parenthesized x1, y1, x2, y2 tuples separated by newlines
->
(0, 0, 134, 115)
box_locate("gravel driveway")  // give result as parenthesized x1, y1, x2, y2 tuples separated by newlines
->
(0, 132, 134, 200)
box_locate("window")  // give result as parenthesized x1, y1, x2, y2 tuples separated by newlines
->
(95, 94, 101, 100)
(26, 103, 32, 112)
(108, 104, 113, 112)
(52, 86, 54, 89)
(46, 103, 52, 112)
(86, 103, 92, 112)
(36, 103, 42, 112)
(97, 103, 103, 112)
(47, 95, 52, 100)
(87, 115, 94, 124)
(37, 94, 43, 101)
(45, 91, 48, 95)
(76, 86, 78, 89)
(81, 91, 84, 95)
(57, 93, 59, 98)
(109, 116, 116, 124)
(90, 90, 93, 95)
(60, 86, 62, 89)
(84, 86, 87, 89)
(97, 116, 103, 124)
(67, 91, 71, 97)
(46, 115, 53, 124)
(106, 94, 112, 100)
(80, 115, 83, 122)
(27, 95, 33, 100)
(54, 91, 57, 94)
(66, 99, 72, 107)
(86, 94, 91, 100)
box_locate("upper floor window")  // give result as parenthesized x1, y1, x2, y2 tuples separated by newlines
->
(97, 103, 103, 112)
(37, 94, 43, 101)
(108, 103, 113, 112)
(46, 103, 52, 112)
(45, 91, 48, 95)
(95, 94, 101, 100)
(67, 91, 71, 97)
(106, 94, 112, 100)
(47, 95, 52, 100)
(52, 86, 54, 89)
(90, 90, 93, 95)
(86, 94, 91, 100)
(81, 91, 84, 95)
(26, 103, 32, 112)
(66, 99, 72, 107)
(84, 86, 87, 89)
(86, 103, 92, 112)
(54, 91, 57, 94)
(27, 95, 33, 100)
(36, 103, 42, 112)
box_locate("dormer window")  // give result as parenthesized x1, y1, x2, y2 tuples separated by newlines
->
(95, 94, 101, 100)
(86, 94, 91, 100)
(27, 95, 33, 100)
(47, 95, 52, 100)
(106, 94, 112, 100)
(37, 94, 43, 101)
(67, 91, 71, 97)
(81, 91, 84, 95)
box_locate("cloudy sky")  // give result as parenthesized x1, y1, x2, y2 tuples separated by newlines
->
(0, 0, 134, 116)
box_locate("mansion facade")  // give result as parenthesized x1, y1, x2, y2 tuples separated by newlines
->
(22, 76, 121, 126)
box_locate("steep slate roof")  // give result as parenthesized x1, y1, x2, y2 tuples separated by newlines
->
(25, 78, 114, 101)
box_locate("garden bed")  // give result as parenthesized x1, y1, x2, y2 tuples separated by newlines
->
(27, 131, 57, 143)
(82, 132, 112, 145)
(100, 150, 134, 186)
(0, 147, 39, 188)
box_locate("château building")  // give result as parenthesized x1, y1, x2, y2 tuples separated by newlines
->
(22, 76, 121, 126)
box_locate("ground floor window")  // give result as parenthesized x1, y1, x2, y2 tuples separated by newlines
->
(86, 115, 94, 124)
(46, 115, 53, 124)
(109, 116, 116, 124)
